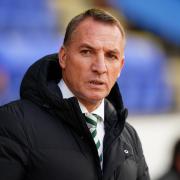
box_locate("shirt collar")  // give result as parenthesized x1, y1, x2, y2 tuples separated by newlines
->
(58, 79, 104, 121)
(58, 79, 74, 98)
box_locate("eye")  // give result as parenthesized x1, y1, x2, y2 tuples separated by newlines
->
(106, 53, 118, 60)
(80, 49, 92, 56)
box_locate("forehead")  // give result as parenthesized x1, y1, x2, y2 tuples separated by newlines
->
(69, 18, 124, 51)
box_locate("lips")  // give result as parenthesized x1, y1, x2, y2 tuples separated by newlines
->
(89, 80, 105, 86)
(90, 80, 103, 85)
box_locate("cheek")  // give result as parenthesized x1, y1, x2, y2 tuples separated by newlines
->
(66, 65, 84, 85)
(111, 67, 120, 79)
(108, 67, 121, 87)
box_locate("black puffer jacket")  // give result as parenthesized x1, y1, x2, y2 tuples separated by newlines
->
(0, 54, 150, 180)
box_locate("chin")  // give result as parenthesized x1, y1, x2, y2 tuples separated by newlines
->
(87, 93, 106, 102)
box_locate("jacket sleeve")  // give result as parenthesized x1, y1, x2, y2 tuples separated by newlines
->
(0, 107, 29, 180)
(126, 123, 150, 180)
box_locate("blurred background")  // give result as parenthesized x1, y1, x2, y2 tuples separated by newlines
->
(0, 0, 180, 179)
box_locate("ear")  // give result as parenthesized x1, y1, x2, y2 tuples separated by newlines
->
(120, 56, 124, 70)
(58, 46, 67, 69)
(117, 56, 125, 78)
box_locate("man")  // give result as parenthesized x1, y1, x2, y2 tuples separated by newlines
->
(0, 8, 150, 180)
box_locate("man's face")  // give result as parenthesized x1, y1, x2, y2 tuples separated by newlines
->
(59, 18, 124, 110)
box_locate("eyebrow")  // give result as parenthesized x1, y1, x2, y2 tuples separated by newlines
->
(79, 43, 121, 56)
(79, 43, 94, 50)
(108, 49, 120, 55)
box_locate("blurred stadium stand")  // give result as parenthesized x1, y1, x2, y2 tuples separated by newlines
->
(107, 0, 180, 45)
(0, 0, 63, 105)
(117, 33, 173, 113)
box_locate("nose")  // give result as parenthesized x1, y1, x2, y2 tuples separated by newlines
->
(92, 54, 107, 74)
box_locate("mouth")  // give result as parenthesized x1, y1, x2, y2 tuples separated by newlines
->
(89, 80, 105, 86)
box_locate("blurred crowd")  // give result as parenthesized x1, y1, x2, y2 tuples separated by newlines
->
(0, 0, 180, 113)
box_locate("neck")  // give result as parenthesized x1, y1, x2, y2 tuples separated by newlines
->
(78, 98, 102, 112)
(61, 77, 102, 112)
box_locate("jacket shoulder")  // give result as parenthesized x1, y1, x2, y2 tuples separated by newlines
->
(0, 99, 39, 122)
(0, 100, 31, 148)
(0, 100, 24, 120)
(0, 100, 31, 178)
